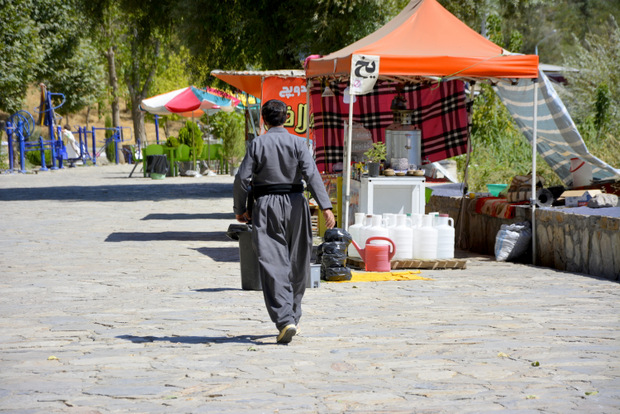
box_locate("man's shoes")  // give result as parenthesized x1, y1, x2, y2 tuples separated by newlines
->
(276, 324, 297, 344)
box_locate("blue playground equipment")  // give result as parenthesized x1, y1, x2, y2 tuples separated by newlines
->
(4, 90, 66, 173)
(3, 88, 128, 173)
(75, 125, 130, 166)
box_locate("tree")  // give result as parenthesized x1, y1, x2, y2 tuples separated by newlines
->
(31, 0, 105, 125)
(117, 0, 175, 145)
(210, 111, 245, 171)
(77, 0, 127, 130)
(149, 46, 193, 139)
(561, 17, 620, 164)
(176, 0, 409, 86)
(0, 0, 43, 113)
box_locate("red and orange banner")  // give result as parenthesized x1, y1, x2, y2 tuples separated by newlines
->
(261, 76, 312, 140)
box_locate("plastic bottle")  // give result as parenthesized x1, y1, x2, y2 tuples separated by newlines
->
(359, 214, 373, 248)
(391, 214, 413, 260)
(435, 214, 455, 259)
(364, 214, 390, 247)
(348, 213, 366, 258)
(416, 214, 438, 260)
(410, 213, 423, 259)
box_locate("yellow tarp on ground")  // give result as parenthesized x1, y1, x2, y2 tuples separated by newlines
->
(331, 270, 433, 283)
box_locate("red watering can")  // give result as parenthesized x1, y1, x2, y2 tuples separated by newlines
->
(351, 236, 396, 272)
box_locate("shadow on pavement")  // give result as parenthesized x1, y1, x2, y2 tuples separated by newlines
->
(191, 246, 239, 262)
(141, 213, 236, 221)
(116, 334, 272, 345)
(193, 287, 243, 292)
(0, 183, 232, 202)
(105, 231, 232, 242)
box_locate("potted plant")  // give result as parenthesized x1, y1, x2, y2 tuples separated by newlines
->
(364, 141, 386, 177)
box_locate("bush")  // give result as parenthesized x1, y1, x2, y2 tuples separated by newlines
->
(25, 147, 52, 167)
(178, 120, 203, 157)
(209, 111, 245, 169)
(165, 136, 180, 148)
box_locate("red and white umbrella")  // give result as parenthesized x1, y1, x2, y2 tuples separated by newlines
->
(140, 86, 240, 117)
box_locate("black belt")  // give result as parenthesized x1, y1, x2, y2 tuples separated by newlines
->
(252, 184, 304, 200)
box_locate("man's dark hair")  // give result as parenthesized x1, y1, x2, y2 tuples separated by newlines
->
(261, 99, 287, 127)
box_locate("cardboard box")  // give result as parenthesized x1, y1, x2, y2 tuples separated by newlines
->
(559, 189, 603, 207)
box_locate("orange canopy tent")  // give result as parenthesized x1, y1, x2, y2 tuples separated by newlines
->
(305, 0, 541, 261)
(305, 0, 538, 81)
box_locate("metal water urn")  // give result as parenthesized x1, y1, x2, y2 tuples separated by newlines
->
(384, 97, 421, 168)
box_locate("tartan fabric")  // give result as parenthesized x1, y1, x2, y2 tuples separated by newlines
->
(310, 79, 469, 173)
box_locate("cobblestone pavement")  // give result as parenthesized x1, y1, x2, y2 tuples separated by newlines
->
(1, 164, 619, 413)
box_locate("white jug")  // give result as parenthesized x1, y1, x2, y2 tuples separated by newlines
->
(364, 214, 390, 246)
(383, 213, 397, 228)
(348, 212, 366, 258)
(435, 214, 455, 259)
(410, 213, 423, 258)
(391, 214, 413, 260)
(359, 214, 373, 249)
(416, 214, 438, 260)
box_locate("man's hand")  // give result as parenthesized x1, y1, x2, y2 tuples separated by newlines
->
(236, 211, 251, 223)
(322, 209, 335, 229)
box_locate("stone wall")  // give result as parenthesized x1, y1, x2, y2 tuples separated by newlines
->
(427, 195, 620, 281)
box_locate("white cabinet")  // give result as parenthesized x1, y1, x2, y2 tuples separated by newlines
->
(355, 176, 425, 216)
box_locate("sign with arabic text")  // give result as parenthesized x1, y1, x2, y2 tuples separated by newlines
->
(262, 76, 311, 139)
(350, 54, 380, 95)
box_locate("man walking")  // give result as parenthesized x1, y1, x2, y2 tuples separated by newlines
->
(233, 99, 335, 344)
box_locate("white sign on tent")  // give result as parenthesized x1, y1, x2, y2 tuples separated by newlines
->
(350, 54, 380, 95)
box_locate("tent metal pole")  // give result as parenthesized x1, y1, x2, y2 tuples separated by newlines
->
(306, 79, 312, 148)
(343, 82, 354, 231)
(531, 78, 539, 266)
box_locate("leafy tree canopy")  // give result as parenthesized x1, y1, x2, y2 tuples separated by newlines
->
(176, 0, 409, 86)
(0, 0, 44, 113)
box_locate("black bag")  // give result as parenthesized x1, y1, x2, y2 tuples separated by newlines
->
(146, 154, 169, 175)
(321, 266, 352, 281)
(323, 228, 352, 245)
(321, 241, 348, 255)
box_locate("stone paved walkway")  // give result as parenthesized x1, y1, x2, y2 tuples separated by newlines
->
(1, 164, 619, 413)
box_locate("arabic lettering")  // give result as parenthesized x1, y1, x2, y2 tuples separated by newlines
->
(278, 85, 308, 99)
(353, 60, 377, 79)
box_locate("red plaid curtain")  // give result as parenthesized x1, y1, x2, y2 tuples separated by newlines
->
(310, 79, 469, 173)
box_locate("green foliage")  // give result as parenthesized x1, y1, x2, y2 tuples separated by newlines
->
(593, 83, 612, 134)
(364, 142, 386, 163)
(104, 115, 115, 162)
(210, 111, 245, 167)
(177, 0, 409, 84)
(0, 0, 44, 113)
(561, 17, 620, 168)
(456, 83, 563, 192)
(25, 147, 52, 167)
(32, 0, 105, 115)
(165, 136, 180, 148)
(178, 120, 203, 156)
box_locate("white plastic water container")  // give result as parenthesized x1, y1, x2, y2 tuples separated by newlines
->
(359, 214, 373, 248)
(348, 213, 366, 258)
(435, 214, 455, 259)
(417, 215, 438, 260)
(410, 213, 423, 259)
(391, 214, 413, 260)
(363, 214, 390, 246)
